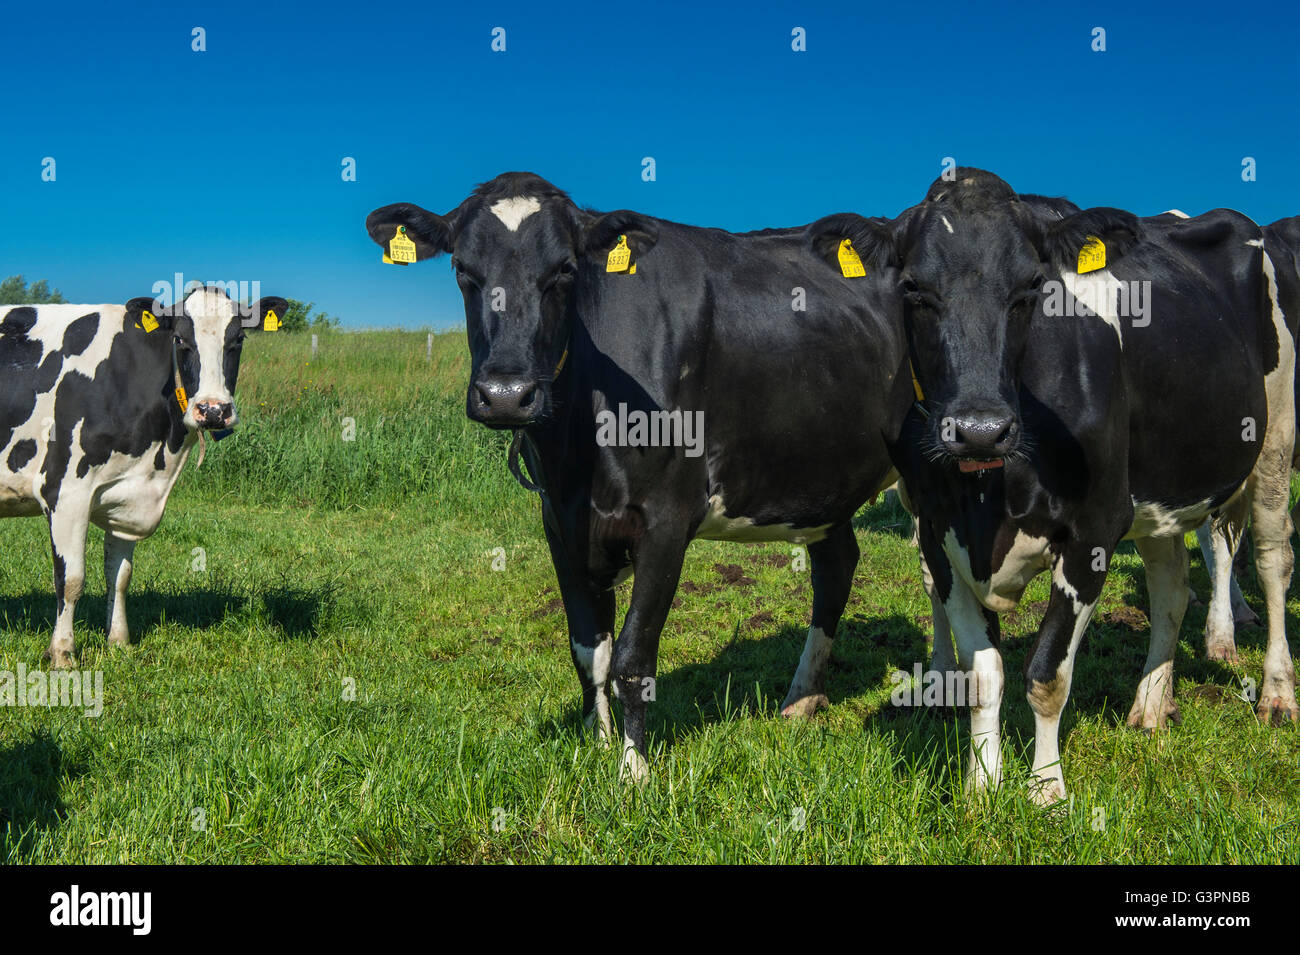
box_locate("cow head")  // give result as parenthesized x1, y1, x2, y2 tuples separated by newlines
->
(811, 168, 1138, 472)
(366, 172, 658, 428)
(125, 287, 287, 432)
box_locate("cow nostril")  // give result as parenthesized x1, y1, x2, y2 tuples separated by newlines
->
(950, 412, 1016, 453)
(518, 386, 537, 410)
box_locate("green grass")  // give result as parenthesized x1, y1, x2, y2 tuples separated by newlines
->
(2, 329, 1298, 862)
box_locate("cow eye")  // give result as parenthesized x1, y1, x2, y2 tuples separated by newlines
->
(452, 259, 482, 288)
(1009, 289, 1040, 320)
(173, 334, 191, 349)
(543, 261, 578, 290)
(902, 281, 937, 313)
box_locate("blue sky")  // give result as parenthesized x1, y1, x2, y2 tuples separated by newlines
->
(1, 0, 1296, 328)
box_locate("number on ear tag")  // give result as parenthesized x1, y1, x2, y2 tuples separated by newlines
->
(606, 236, 631, 273)
(388, 226, 417, 265)
(1077, 236, 1106, 274)
(838, 239, 866, 278)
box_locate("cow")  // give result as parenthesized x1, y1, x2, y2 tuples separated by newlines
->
(1195, 214, 1300, 661)
(0, 287, 286, 668)
(366, 172, 912, 779)
(807, 167, 1297, 804)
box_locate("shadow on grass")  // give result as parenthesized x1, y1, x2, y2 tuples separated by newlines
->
(0, 587, 247, 644)
(263, 585, 332, 641)
(0, 731, 88, 860)
(532, 532, 1292, 793)
(0, 579, 332, 646)
(536, 611, 953, 749)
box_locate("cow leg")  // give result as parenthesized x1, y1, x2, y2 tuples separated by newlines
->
(922, 547, 958, 683)
(45, 507, 89, 669)
(610, 530, 687, 783)
(1199, 500, 1252, 662)
(104, 532, 136, 648)
(897, 483, 955, 674)
(568, 588, 616, 743)
(780, 522, 859, 718)
(538, 511, 617, 742)
(1125, 536, 1188, 731)
(1250, 469, 1299, 724)
(1229, 569, 1259, 626)
(1024, 548, 1104, 806)
(942, 573, 1004, 794)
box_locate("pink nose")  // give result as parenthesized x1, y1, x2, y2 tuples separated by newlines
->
(194, 401, 232, 426)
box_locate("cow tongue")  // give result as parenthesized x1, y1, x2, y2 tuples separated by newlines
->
(958, 458, 1004, 473)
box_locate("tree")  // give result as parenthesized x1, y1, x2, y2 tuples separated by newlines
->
(279, 298, 341, 332)
(0, 275, 65, 304)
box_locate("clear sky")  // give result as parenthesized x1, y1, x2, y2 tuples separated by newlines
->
(2, 0, 1296, 328)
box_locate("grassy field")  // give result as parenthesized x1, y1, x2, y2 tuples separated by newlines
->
(1, 329, 1298, 863)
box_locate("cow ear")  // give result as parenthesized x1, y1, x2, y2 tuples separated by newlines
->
(125, 296, 173, 334)
(1044, 207, 1142, 273)
(240, 297, 290, 333)
(805, 214, 896, 274)
(366, 203, 455, 263)
(582, 211, 659, 263)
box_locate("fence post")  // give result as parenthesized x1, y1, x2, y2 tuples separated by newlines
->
(311, 333, 318, 359)
(426, 333, 433, 362)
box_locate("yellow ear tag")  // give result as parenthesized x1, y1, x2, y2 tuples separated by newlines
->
(263, 309, 280, 332)
(606, 235, 631, 273)
(141, 310, 159, 333)
(838, 238, 866, 278)
(387, 226, 417, 265)
(1077, 236, 1106, 273)
(174, 386, 188, 413)
(628, 262, 637, 275)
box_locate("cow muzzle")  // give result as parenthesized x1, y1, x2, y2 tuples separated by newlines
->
(940, 405, 1018, 471)
(193, 400, 236, 430)
(468, 376, 544, 428)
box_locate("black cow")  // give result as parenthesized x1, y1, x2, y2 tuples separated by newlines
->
(0, 287, 285, 667)
(809, 168, 1297, 804)
(367, 173, 911, 778)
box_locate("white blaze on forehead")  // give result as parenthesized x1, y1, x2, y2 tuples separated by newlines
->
(490, 196, 542, 232)
(183, 289, 239, 406)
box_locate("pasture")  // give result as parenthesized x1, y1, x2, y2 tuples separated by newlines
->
(1, 329, 1297, 863)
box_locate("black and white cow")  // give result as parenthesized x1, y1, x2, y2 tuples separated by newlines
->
(1195, 213, 1300, 661)
(367, 173, 911, 778)
(808, 168, 1297, 804)
(0, 287, 285, 667)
